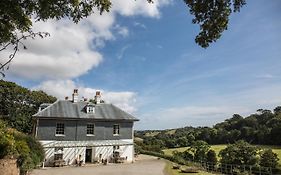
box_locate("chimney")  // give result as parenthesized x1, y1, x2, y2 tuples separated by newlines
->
(72, 89, 78, 103)
(95, 91, 101, 104)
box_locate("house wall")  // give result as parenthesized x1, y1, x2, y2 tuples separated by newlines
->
(37, 119, 133, 141)
(41, 139, 134, 166)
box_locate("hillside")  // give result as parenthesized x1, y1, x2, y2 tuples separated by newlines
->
(135, 108, 281, 151)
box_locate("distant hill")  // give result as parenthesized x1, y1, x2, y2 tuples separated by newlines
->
(135, 108, 281, 149)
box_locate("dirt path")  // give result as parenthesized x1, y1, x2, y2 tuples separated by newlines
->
(31, 155, 166, 175)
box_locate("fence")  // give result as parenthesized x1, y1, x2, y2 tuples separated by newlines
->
(139, 149, 281, 175)
(193, 160, 281, 175)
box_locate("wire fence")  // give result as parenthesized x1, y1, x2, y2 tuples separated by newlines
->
(192, 160, 281, 175)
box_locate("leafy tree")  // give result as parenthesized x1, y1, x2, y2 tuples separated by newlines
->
(0, 0, 246, 74)
(0, 119, 44, 175)
(207, 149, 217, 164)
(259, 149, 279, 168)
(0, 80, 56, 133)
(189, 140, 210, 161)
(219, 140, 259, 166)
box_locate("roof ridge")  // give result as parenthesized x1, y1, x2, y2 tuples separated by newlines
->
(32, 99, 59, 117)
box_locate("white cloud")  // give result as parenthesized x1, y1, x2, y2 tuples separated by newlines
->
(0, 0, 171, 80)
(138, 105, 250, 130)
(117, 45, 131, 59)
(33, 80, 137, 114)
(133, 22, 147, 29)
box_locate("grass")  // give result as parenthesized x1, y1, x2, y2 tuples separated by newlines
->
(164, 161, 216, 175)
(163, 145, 281, 164)
(144, 131, 160, 137)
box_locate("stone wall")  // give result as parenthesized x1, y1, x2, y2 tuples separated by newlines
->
(0, 159, 19, 175)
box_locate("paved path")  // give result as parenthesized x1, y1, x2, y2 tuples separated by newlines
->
(31, 155, 166, 175)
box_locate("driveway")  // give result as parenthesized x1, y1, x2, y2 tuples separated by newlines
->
(31, 155, 166, 175)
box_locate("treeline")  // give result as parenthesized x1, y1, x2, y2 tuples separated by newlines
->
(0, 80, 56, 134)
(135, 107, 281, 150)
(0, 80, 56, 175)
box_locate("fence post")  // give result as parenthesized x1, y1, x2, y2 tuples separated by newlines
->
(250, 165, 252, 174)
(259, 166, 261, 175)
(230, 164, 233, 175)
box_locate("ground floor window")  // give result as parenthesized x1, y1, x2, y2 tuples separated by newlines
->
(54, 153, 63, 160)
(54, 147, 63, 160)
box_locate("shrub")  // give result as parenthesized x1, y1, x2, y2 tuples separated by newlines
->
(260, 149, 279, 168)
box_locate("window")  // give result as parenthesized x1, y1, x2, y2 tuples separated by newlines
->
(88, 107, 94, 113)
(56, 123, 65, 135)
(54, 154, 63, 160)
(113, 145, 120, 150)
(87, 124, 95, 135)
(54, 147, 63, 160)
(113, 124, 120, 135)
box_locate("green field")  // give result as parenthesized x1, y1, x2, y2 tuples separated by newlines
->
(163, 145, 281, 164)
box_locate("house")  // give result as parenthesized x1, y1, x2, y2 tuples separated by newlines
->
(32, 89, 139, 166)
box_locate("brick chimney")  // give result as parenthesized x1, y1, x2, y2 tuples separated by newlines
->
(95, 91, 101, 104)
(72, 89, 78, 103)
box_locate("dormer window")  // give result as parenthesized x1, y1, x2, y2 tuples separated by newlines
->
(86, 103, 95, 114)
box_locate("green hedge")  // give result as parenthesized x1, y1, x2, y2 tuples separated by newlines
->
(139, 149, 187, 165)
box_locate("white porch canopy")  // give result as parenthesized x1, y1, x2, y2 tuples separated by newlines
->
(42, 140, 133, 148)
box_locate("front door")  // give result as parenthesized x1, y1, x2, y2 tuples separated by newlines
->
(85, 148, 92, 163)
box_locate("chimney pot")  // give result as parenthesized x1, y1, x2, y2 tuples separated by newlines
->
(72, 89, 78, 103)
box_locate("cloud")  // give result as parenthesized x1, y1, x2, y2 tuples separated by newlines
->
(256, 73, 275, 79)
(117, 45, 131, 60)
(1, 0, 172, 80)
(33, 80, 137, 114)
(133, 22, 147, 29)
(138, 105, 250, 130)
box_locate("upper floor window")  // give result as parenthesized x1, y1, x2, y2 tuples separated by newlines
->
(86, 104, 95, 114)
(56, 123, 65, 135)
(87, 124, 95, 135)
(113, 124, 120, 135)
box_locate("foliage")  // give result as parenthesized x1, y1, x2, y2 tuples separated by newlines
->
(0, 80, 56, 133)
(184, 0, 246, 48)
(189, 140, 210, 161)
(206, 149, 217, 164)
(0, 120, 44, 175)
(136, 106, 281, 149)
(259, 149, 279, 168)
(219, 140, 259, 166)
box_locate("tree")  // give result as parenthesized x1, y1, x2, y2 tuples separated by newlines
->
(189, 140, 210, 161)
(219, 140, 258, 166)
(0, 0, 246, 75)
(260, 149, 279, 168)
(0, 80, 56, 133)
(0, 120, 44, 175)
(206, 149, 217, 170)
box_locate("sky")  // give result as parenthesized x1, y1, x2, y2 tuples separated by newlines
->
(1, 0, 281, 130)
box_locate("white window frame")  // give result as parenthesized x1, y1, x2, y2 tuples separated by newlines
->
(86, 123, 95, 136)
(54, 147, 64, 160)
(55, 123, 65, 136)
(113, 124, 120, 136)
(86, 105, 95, 114)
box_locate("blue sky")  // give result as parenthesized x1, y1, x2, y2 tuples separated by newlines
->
(2, 0, 281, 130)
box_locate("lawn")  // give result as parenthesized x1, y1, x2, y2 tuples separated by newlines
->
(164, 161, 216, 175)
(163, 145, 281, 164)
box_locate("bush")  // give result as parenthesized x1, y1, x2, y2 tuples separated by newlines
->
(260, 149, 279, 168)
(0, 119, 44, 175)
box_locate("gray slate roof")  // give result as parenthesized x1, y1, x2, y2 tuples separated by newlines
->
(33, 100, 139, 121)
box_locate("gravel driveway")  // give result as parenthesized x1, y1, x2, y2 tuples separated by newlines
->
(31, 155, 166, 175)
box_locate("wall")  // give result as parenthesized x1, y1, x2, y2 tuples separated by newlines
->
(0, 159, 19, 175)
(37, 119, 133, 141)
